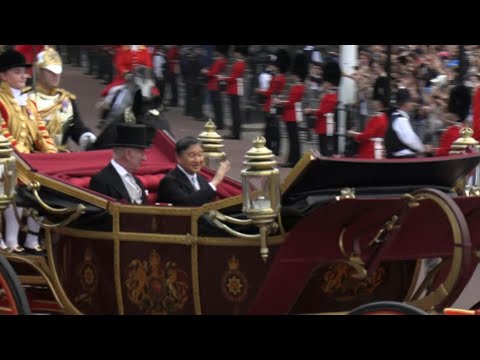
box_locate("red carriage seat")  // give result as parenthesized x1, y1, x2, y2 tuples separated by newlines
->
(18, 131, 242, 205)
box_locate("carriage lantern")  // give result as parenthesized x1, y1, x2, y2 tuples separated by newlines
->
(0, 135, 17, 212)
(241, 136, 280, 261)
(198, 119, 226, 169)
(450, 127, 480, 192)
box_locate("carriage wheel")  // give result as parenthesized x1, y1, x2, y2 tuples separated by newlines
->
(348, 301, 428, 315)
(406, 188, 472, 311)
(0, 254, 31, 315)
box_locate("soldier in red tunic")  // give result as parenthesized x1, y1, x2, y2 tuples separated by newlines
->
(274, 52, 308, 167)
(201, 45, 229, 130)
(218, 45, 247, 140)
(347, 99, 389, 159)
(305, 60, 341, 156)
(100, 45, 154, 104)
(256, 49, 289, 155)
(436, 84, 472, 156)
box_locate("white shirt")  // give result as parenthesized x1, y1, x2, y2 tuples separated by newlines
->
(392, 109, 425, 157)
(259, 72, 272, 91)
(11, 87, 27, 106)
(111, 159, 143, 204)
(177, 165, 216, 191)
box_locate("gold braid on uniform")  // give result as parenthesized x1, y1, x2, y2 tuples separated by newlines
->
(0, 82, 57, 154)
(32, 86, 77, 144)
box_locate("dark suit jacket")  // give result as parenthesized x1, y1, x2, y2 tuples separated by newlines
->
(156, 167, 216, 206)
(89, 162, 147, 204)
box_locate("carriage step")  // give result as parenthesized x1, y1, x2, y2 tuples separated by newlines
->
(19, 275, 48, 286)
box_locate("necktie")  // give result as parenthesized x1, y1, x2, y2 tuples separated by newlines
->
(124, 173, 142, 203)
(191, 175, 200, 191)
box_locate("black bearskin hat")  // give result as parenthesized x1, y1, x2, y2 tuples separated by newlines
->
(448, 84, 471, 122)
(323, 60, 341, 86)
(291, 53, 308, 82)
(0, 49, 32, 72)
(215, 45, 229, 56)
(234, 45, 249, 57)
(395, 88, 411, 106)
(274, 49, 290, 74)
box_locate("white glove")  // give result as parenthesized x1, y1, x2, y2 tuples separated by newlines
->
(79, 132, 97, 150)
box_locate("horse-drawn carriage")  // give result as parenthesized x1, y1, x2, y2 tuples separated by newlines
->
(2, 128, 480, 315)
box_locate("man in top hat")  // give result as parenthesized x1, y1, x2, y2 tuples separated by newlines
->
(384, 88, 428, 158)
(0, 49, 57, 254)
(30, 46, 97, 151)
(218, 45, 248, 140)
(436, 83, 472, 156)
(89, 123, 149, 204)
(256, 49, 289, 155)
(305, 60, 341, 156)
(157, 136, 231, 206)
(201, 45, 229, 130)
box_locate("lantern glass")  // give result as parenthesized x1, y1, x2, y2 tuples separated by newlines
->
(241, 171, 280, 215)
(204, 155, 225, 170)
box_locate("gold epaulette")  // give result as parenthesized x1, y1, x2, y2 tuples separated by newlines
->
(57, 88, 77, 101)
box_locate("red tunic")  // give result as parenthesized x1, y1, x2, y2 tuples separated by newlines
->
(354, 112, 388, 158)
(258, 73, 286, 113)
(282, 83, 305, 122)
(314, 92, 338, 135)
(225, 60, 246, 95)
(166, 46, 179, 74)
(206, 57, 227, 91)
(436, 125, 462, 156)
(101, 45, 153, 97)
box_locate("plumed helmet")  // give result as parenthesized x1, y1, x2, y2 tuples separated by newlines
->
(323, 60, 341, 86)
(0, 49, 32, 72)
(291, 52, 309, 81)
(274, 49, 290, 74)
(233, 45, 249, 57)
(36, 46, 62, 74)
(215, 45, 229, 57)
(448, 84, 471, 122)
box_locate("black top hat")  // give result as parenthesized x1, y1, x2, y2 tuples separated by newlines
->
(0, 50, 32, 72)
(448, 84, 471, 122)
(113, 123, 149, 149)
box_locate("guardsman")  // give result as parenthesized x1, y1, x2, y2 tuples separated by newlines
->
(275, 52, 307, 167)
(101, 45, 154, 104)
(305, 60, 341, 156)
(436, 84, 472, 156)
(31, 47, 97, 150)
(201, 45, 229, 130)
(256, 49, 289, 155)
(219, 45, 247, 139)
